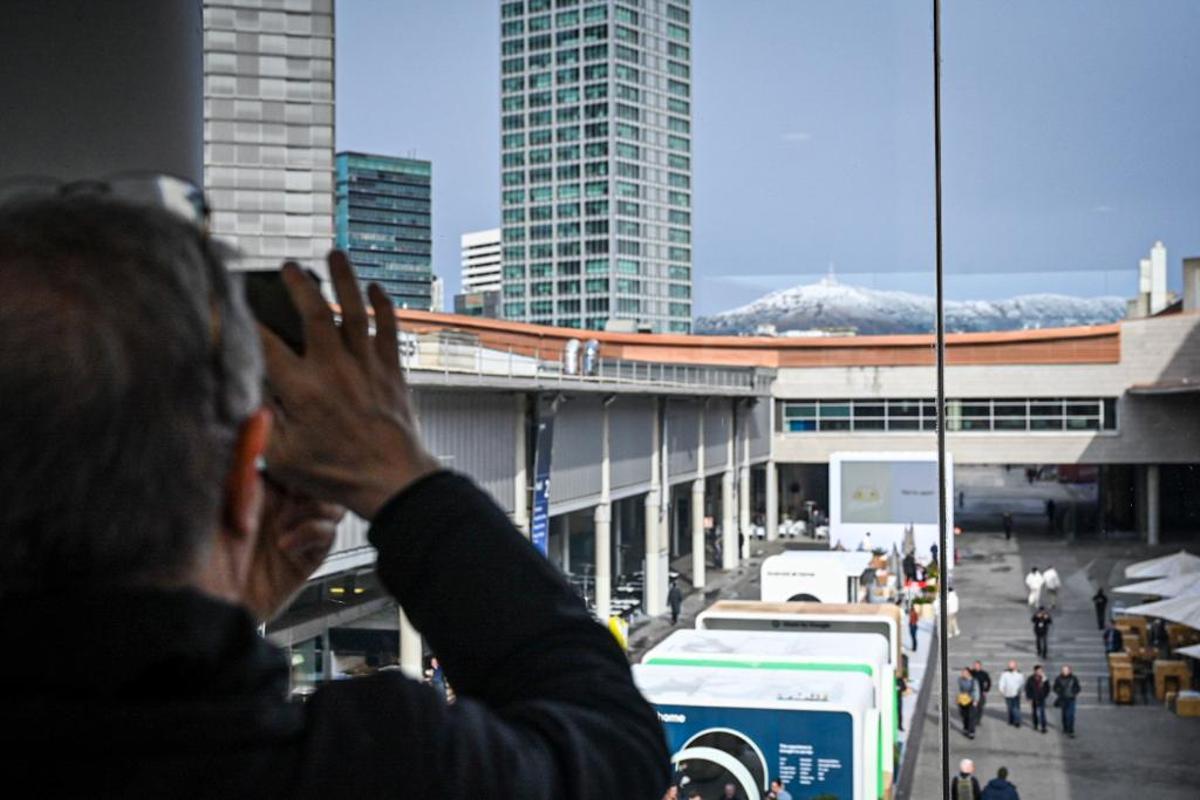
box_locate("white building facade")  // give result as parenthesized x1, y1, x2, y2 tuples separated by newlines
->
(461, 227, 504, 293)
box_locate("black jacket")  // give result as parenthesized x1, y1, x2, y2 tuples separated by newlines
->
(1053, 673, 1081, 701)
(1025, 674, 1051, 703)
(0, 472, 669, 798)
(1032, 613, 1052, 636)
(971, 668, 992, 694)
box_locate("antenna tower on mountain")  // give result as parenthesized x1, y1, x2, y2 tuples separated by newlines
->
(820, 261, 838, 286)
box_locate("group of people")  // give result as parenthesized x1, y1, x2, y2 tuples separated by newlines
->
(1024, 565, 1061, 610)
(959, 658, 1082, 739)
(952, 760, 1022, 800)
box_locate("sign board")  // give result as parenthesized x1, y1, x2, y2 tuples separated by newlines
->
(530, 412, 555, 556)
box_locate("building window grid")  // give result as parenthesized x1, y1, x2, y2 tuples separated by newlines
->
(780, 398, 1117, 434)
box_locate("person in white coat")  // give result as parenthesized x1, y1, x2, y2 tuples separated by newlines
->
(1024, 567, 1044, 609)
(997, 660, 1026, 727)
(1041, 566, 1061, 610)
(946, 586, 961, 638)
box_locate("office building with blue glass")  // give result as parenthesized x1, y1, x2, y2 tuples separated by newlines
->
(335, 151, 434, 309)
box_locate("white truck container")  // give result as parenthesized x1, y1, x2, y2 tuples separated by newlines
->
(760, 550, 874, 604)
(696, 601, 903, 671)
(642, 628, 896, 798)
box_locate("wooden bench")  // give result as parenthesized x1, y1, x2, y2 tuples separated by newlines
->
(1154, 659, 1192, 702)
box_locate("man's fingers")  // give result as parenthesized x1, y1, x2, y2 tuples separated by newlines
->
(281, 262, 337, 353)
(258, 322, 302, 385)
(328, 251, 370, 361)
(368, 282, 402, 373)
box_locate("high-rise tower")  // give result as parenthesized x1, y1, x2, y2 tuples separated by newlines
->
(202, 0, 335, 274)
(498, 0, 693, 333)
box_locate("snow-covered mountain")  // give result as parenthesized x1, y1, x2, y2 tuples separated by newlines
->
(696, 276, 1126, 335)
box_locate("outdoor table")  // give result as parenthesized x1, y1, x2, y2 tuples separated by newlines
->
(1154, 659, 1192, 701)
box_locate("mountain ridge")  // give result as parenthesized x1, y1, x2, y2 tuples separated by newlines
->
(696, 277, 1126, 335)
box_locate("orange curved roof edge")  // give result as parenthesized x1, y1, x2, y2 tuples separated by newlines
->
(392, 310, 1119, 348)
(382, 310, 1122, 369)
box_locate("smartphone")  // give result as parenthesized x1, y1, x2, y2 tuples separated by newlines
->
(242, 268, 320, 355)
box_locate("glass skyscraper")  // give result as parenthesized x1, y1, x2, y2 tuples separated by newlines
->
(499, 0, 693, 333)
(335, 151, 434, 309)
(202, 0, 335, 274)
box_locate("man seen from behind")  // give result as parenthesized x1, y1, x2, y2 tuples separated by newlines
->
(0, 196, 669, 798)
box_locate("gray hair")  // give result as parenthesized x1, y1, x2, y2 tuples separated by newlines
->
(0, 195, 261, 593)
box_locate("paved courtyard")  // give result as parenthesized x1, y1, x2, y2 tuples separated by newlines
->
(907, 527, 1200, 800)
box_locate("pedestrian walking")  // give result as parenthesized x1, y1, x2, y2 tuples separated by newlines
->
(980, 767, 1021, 800)
(1053, 665, 1081, 737)
(1032, 606, 1052, 658)
(947, 587, 961, 638)
(951, 759, 981, 800)
(1045, 499, 1056, 532)
(956, 667, 981, 739)
(1024, 567, 1044, 609)
(1092, 587, 1108, 629)
(1042, 565, 1061, 610)
(667, 580, 683, 626)
(896, 673, 907, 732)
(1002, 512, 1013, 541)
(970, 660, 992, 728)
(997, 660, 1025, 727)
(1102, 621, 1124, 654)
(1025, 664, 1050, 733)
(931, 542, 940, 567)
(908, 604, 920, 651)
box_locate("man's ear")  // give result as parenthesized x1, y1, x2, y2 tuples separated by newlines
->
(224, 407, 273, 537)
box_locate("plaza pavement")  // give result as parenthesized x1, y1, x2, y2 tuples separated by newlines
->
(907, 526, 1200, 800)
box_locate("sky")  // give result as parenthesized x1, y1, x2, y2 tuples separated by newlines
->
(336, 0, 1200, 316)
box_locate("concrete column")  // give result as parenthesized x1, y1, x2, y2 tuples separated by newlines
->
(321, 627, 333, 682)
(644, 488, 665, 615)
(1, 2, 203, 183)
(766, 460, 780, 541)
(721, 406, 737, 570)
(594, 503, 612, 619)
(561, 513, 572, 572)
(644, 402, 666, 615)
(692, 404, 707, 589)
(739, 464, 751, 560)
(594, 400, 613, 619)
(1147, 464, 1161, 546)
(691, 478, 707, 589)
(398, 606, 423, 680)
(721, 470, 737, 570)
(513, 394, 530, 537)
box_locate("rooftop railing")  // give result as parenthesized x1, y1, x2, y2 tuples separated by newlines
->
(398, 332, 772, 394)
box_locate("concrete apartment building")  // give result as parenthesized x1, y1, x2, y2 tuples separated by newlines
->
(202, 0, 335, 274)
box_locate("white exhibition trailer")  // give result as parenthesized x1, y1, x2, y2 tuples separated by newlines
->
(642, 628, 896, 796)
(759, 550, 875, 604)
(635, 663, 879, 800)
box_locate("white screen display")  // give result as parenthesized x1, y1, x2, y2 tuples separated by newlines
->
(839, 460, 939, 524)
